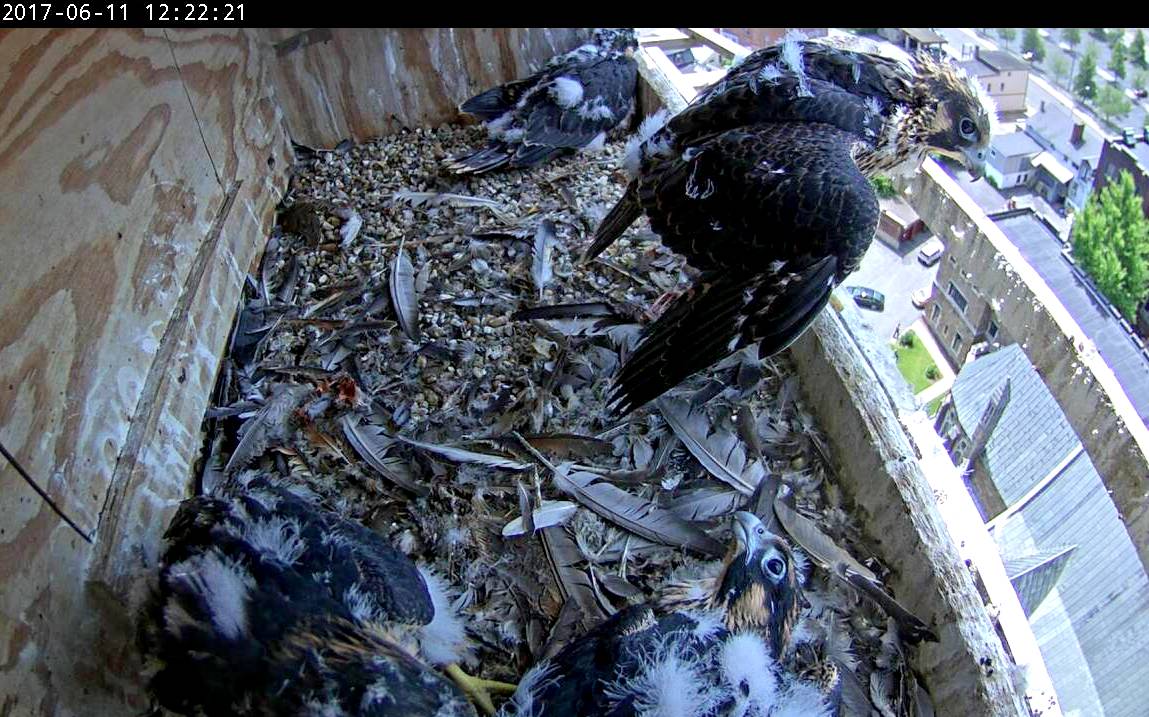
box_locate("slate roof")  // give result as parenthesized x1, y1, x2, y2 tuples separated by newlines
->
(956, 344, 1149, 717)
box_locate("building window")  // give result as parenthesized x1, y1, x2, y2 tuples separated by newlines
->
(949, 255, 958, 265)
(988, 320, 999, 340)
(955, 437, 970, 461)
(952, 331, 963, 352)
(1000, 82, 1005, 92)
(943, 323, 950, 337)
(931, 304, 941, 322)
(986, 83, 992, 91)
(947, 282, 969, 313)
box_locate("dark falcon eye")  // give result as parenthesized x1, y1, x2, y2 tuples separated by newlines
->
(959, 117, 977, 138)
(756, 526, 766, 535)
(766, 558, 785, 576)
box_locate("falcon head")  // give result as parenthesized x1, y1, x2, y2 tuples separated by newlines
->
(912, 53, 997, 178)
(593, 28, 638, 55)
(710, 512, 801, 658)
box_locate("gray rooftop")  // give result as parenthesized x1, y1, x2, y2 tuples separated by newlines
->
(951, 345, 1081, 503)
(901, 28, 946, 44)
(994, 446, 1149, 717)
(960, 49, 1028, 76)
(991, 209, 1149, 425)
(1024, 103, 1105, 169)
(958, 345, 1149, 717)
(991, 130, 1043, 158)
(979, 49, 1029, 72)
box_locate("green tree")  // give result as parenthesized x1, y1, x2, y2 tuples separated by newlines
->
(1023, 28, 1046, 62)
(1072, 171, 1149, 322)
(1089, 28, 1109, 42)
(996, 28, 1017, 48)
(1134, 70, 1148, 93)
(1132, 29, 1148, 69)
(870, 175, 898, 198)
(1051, 54, 1070, 83)
(1062, 28, 1081, 50)
(1097, 84, 1132, 123)
(1111, 40, 1127, 79)
(1076, 46, 1098, 100)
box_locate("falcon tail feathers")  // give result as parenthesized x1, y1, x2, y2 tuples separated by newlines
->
(609, 257, 839, 415)
(609, 273, 755, 415)
(446, 144, 513, 175)
(511, 143, 566, 169)
(750, 257, 837, 359)
(584, 181, 641, 261)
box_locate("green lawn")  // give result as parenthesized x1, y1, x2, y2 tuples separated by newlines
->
(926, 395, 944, 417)
(894, 331, 941, 394)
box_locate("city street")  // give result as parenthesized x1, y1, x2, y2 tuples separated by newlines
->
(845, 232, 941, 343)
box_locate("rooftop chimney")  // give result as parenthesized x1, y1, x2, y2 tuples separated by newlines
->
(1071, 122, 1085, 146)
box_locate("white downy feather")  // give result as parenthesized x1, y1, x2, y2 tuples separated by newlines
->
(603, 632, 723, 717)
(769, 679, 833, 717)
(719, 633, 779, 717)
(168, 549, 254, 640)
(242, 515, 306, 565)
(624, 109, 670, 177)
(416, 565, 476, 666)
(500, 661, 560, 717)
(550, 76, 585, 108)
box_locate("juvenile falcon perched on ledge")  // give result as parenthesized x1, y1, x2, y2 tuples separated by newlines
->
(447, 28, 638, 174)
(586, 35, 995, 414)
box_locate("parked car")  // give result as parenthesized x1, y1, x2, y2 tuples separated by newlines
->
(1122, 127, 1138, 146)
(846, 286, 886, 311)
(911, 286, 931, 309)
(918, 236, 945, 266)
(1135, 88, 1148, 99)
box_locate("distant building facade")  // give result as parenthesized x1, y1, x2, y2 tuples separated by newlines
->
(1023, 101, 1104, 212)
(958, 47, 1029, 115)
(1092, 134, 1149, 218)
(985, 131, 1043, 189)
(717, 28, 826, 49)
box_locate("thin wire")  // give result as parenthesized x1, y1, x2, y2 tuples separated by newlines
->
(0, 440, 93, 544)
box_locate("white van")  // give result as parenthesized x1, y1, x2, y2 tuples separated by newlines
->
(917, 237, 945, 266)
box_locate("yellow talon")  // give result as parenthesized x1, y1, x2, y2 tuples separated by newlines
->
(445, 663, 517, 715)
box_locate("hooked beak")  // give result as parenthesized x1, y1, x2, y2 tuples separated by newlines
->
(732, 511, 770, 564)
(962, 145, 987, 183)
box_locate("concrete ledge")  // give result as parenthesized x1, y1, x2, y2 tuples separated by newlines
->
(790, 310, 1030, 716)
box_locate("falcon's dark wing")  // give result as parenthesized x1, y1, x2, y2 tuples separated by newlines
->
(450, 53, 636, 174)
(521, 55, 637, 148)
(610, 123, 879, 413)
(459, 75, 541, 121)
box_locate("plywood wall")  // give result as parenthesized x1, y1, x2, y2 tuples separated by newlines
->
(0, 27, 592, 715)
(261, 28, 591, 147)
(0, 28, 291, 713)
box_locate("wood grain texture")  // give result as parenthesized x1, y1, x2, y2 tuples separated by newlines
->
(259, 28, 592, 148)
(0, 28, 287, 714)
(88, 27, 291, 598)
